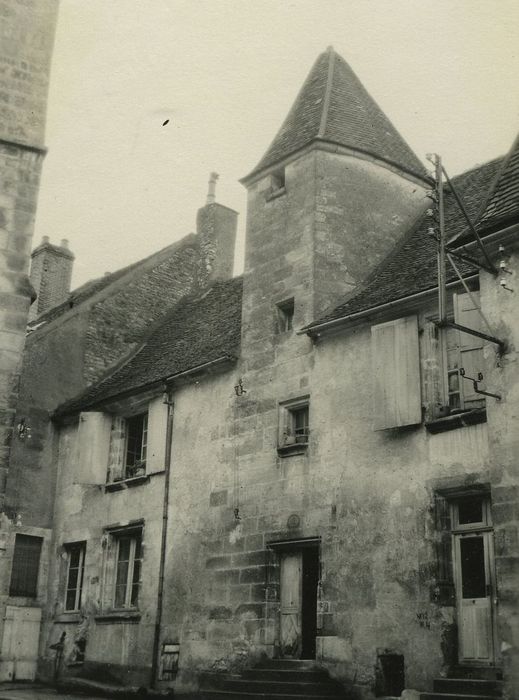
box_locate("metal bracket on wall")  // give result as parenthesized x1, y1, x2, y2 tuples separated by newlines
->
(459, 367, 501, 401)
(435, 320, 505, 351)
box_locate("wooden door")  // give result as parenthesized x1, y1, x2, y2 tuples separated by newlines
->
(280, 552, 302, 658)
(454, 531, 496, 663)
(0, 606, 42, 681)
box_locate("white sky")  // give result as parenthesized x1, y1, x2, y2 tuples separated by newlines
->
(36, 0, 519, 288)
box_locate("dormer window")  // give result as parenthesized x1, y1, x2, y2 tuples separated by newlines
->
(277, 298, 295, 333)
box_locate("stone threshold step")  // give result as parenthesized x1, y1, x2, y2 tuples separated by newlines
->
(202, 691, 345, 700)
(422, 693, 498, 700)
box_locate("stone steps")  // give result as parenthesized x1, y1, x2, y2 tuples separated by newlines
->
(422, 669, 503, 700)
(200, 659, 346, 700)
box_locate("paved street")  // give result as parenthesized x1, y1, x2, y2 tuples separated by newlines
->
(0, 687, 203, 700)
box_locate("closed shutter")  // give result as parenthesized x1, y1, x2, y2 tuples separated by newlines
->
(432, 494, 455, 606)
(77, 412, 111, 484)
(453, 292, 485, 406)
(9, 535, 43, 598)
(371, 316, 422, 430)
(147, 397, 168, 473)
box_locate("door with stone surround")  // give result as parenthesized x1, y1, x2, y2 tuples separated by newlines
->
(452, 496, 498, 665)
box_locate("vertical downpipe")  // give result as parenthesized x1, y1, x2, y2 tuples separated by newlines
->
(150, 396, 174, 688)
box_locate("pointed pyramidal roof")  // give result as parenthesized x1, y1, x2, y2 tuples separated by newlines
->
(477, 132, 519, 232)
(243, 47, 428, 183)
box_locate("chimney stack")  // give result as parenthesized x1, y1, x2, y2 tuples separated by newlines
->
(29, 237, 75, 321)
(206, 172, 219, 205)
(197, 173, 238, 282)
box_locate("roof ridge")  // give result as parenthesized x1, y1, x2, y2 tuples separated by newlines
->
(317, 47, 335, 138)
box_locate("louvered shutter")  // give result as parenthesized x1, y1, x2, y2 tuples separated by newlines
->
(77, 412, 111, 484)
(147, 396, 168, 473)
(371, 316, 422, 430)
(453, 292, 485, 406)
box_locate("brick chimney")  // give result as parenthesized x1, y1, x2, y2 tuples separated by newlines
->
(196, 173, 238, 282)
(29, 236, 75, 320)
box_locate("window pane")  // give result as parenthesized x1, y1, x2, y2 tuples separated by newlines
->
(458, 498, 483, 525)
(118, 537, 131, 562)
(9, 535, 43, 598)
(114, 584, 127, 608)
(67, 567, 78, 589)
(460, 536, 486, 598)
(69, 548, 81, 568)
(66, 589, 77, 610)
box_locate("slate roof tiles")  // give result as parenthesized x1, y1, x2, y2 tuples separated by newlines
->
(244, 47, 428, 182)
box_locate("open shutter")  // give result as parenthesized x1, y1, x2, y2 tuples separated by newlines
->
(107, 416, 126, 482)
(147, 397, 168, 473)
(453, 292, 485, 406)
(431, 494, 455, 606)
(77, 412, 111, 484)
(372, 316, 422, 430)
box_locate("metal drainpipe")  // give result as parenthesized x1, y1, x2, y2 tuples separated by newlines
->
(150, 396, 174, 688)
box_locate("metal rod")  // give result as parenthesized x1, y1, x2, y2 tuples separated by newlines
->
(442, 165, 497, 274)
(446, 253, 495, 335)
(437, 156, 447, 323)
(436, 320, 505, 349)
(150, 398, 174, 688)
(445, 246, 496, 275)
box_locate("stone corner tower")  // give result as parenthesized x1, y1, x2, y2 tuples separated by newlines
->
(239, 46, 430, 366)
(0, 0, 60, 507)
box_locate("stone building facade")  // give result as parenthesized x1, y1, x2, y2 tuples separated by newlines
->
(0, 0, 59, 683)
(3, 45, 519, 700)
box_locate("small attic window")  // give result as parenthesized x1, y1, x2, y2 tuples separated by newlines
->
(276, 298, 294, 333)
(266, 167, 286, 200)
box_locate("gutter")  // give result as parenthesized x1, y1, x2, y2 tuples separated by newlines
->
(150, 395, 174, 688)
(298, 274, 479, 336)
(54, 355, 236, 420)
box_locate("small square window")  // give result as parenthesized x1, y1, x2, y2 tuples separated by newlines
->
(271, 167, 285, 191)
(278, 397, 310, 454)
(277, 298, 294, 333)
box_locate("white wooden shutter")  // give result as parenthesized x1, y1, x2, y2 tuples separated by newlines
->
(147, 396, 168, 473)
(77, 412, 111, 484)
(372, 316, 422, 430)
(107, 415, 126, 482)
(453, 292, 485, 405)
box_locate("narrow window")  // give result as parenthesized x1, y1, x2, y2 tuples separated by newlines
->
(125, 413, 148, 478)
(64, 542, 86, 611)
(9, 534, 43, 598)
(271, 167, 285, 191)
(277, 298, 295, 333)
(291, 405, 309, 443)
(113, 530, 142, 609)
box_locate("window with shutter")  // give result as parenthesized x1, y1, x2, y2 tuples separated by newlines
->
(371, 316, 422, 430)
(431, 494, 455, 606)
(9, 534, 43, 598)
(448, 292, 486, 412)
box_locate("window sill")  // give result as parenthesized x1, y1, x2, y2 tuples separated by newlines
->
(266, 186, 286, 202)
(425, 407, 487, 434)
(105, 474, 150, 492)
(277, 442, 308, 457)
(94, 610, 141, 624)
(54, 612, 82, 624)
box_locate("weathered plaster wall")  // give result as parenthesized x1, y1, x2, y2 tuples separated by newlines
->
(481, 248, 519, 698)
(39, 418, 167, 686)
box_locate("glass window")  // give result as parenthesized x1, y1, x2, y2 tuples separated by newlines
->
(125, 413, 148, 477)
(65, 542, 86, 611)
(460, 536, 486, 599)
(277, 298, 295, 333)
(458, 497, 484, 525)
(113, 531, 142, 609)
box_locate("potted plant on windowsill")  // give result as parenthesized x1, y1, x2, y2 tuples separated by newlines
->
(126, 460, 146, 479)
